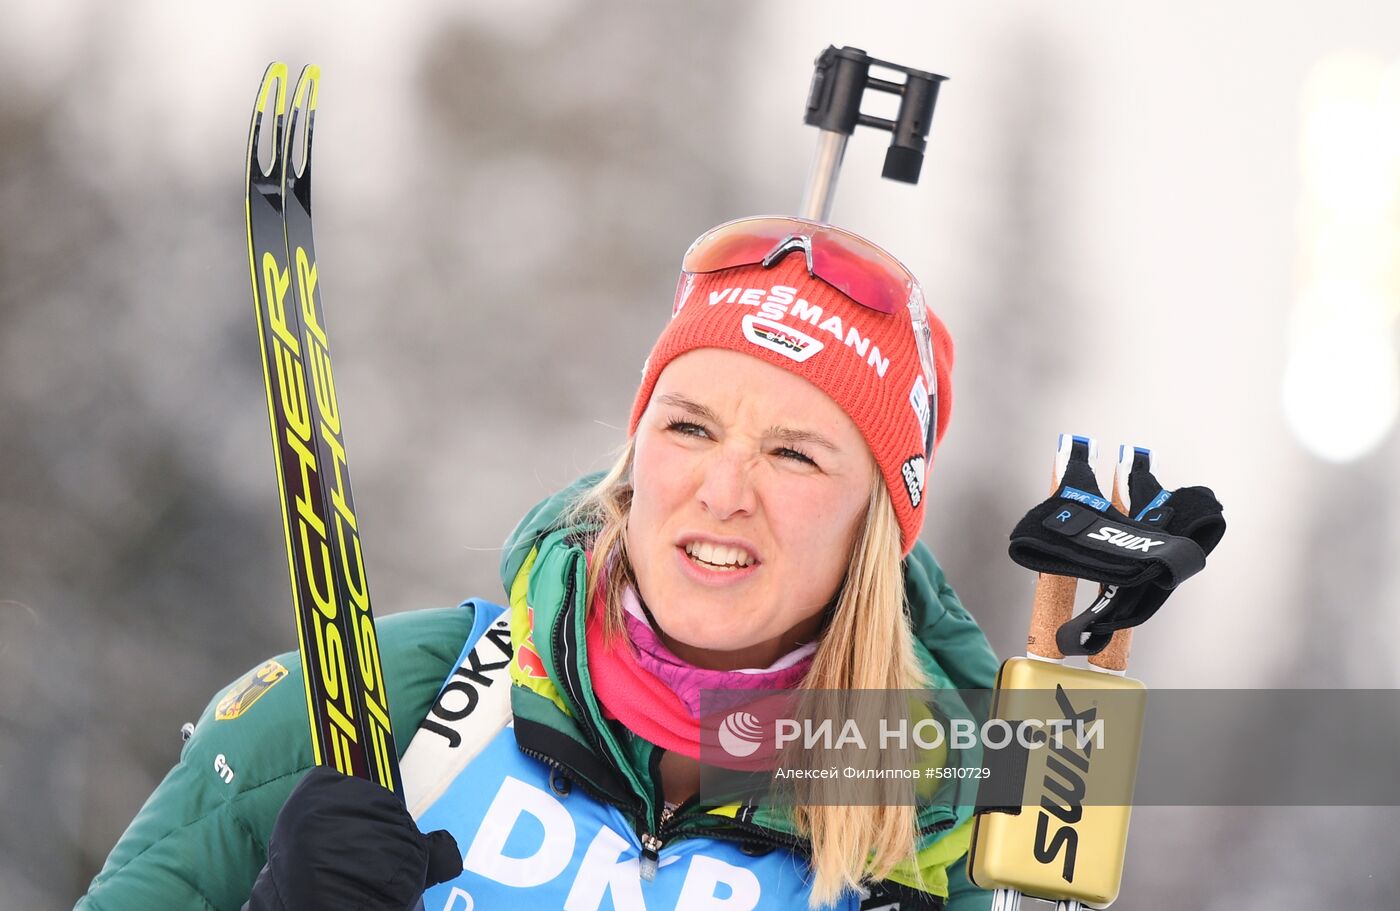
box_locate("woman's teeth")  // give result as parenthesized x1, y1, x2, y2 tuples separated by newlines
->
(684, 541, 755, 569)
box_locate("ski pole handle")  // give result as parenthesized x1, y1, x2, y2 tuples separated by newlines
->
(1025, 435, 1095, 661)
(1086, 445, 1141, 673)
(1027, 573, 1077, 661)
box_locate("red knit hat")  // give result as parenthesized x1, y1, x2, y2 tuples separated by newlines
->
(629, 245, 953, 556)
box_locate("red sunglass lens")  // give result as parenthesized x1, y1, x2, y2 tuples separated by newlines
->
(682, 218, 911, 316)
(808, 236, 905, 315)
(683, 220, 791, 274)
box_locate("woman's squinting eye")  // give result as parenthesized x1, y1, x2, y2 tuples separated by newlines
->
(664, 418, 710, 439)
(775, 446, 817, 467)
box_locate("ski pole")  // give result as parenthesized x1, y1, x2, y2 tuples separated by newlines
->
(969, 435, 1150, 908)
(1081, 446, 1150, 674)
(1024, 436, 1098, 663)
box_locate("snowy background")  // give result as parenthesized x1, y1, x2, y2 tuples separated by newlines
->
(3, 1, 1399, 907)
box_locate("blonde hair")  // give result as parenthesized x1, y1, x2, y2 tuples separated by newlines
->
(568, 441, 931, 907)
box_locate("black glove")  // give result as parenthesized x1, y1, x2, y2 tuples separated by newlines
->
(1008, 443, 1225, 656)
(1053, 466, 1226, 655)
(1008, 452, 1209, 590)
(243, 766, 462, 911)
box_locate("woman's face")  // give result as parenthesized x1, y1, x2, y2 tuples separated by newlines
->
(627, 348, 875, 671)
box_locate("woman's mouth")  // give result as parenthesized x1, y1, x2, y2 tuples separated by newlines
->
(683, 540, 756, 571)
(675, 541, 760, 585)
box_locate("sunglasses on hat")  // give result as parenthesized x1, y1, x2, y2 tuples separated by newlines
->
(680, 215, 939, 462)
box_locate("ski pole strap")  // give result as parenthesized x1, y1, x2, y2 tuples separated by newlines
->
(1008, 451, 1209, 588)
(1054, 483, 1226, 655)
(1013, 499, 1207, 587)
(1007, 448, 1227, 656)
(1056, 587, 1125, 657)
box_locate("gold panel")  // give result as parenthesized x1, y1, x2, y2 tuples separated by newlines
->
(968, 658, 1147, 907)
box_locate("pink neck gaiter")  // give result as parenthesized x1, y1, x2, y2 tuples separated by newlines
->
(619, 586, 815, 715)
(586, 573, 815, 759)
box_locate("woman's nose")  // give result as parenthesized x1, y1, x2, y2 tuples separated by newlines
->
(695, 448, 756, 520)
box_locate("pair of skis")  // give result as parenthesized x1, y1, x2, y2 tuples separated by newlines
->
(243, 63, 400, 795)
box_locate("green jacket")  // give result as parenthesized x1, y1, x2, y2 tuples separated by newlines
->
(77, 475, 999, 909)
